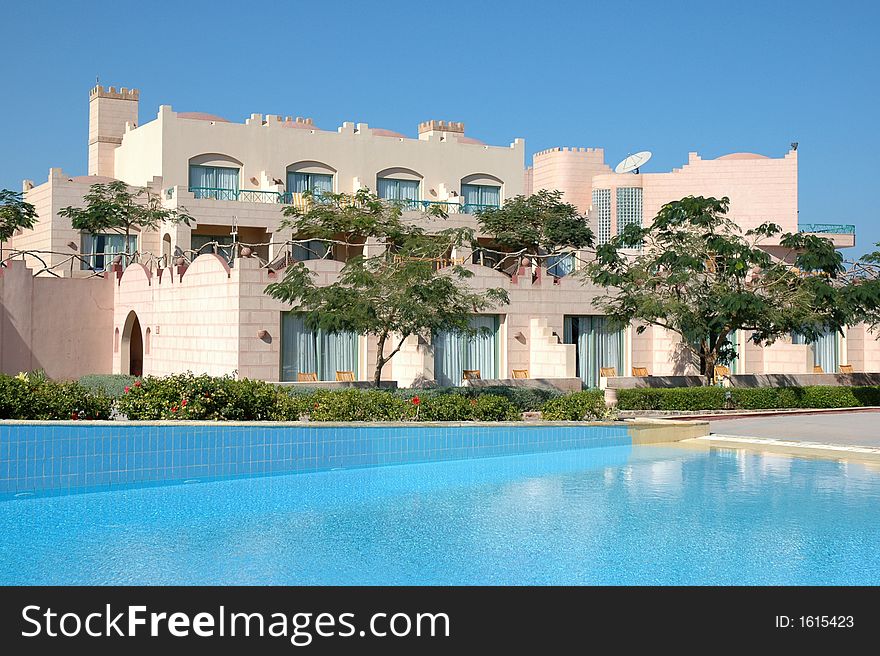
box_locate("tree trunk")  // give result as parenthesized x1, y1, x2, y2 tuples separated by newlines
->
(703, 349, 717, 386)
(373, 332, 387, 387)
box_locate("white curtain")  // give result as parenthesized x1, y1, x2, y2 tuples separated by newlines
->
(433, 315, 499, 386)
(792, 329, 839, 372)
(461, 184, 501, 211)
(288, 172, 333, 195)
(564, 316, 624, 387)
(81, 233, 138, 270)
(281, 313, 358, 381)
(377, 178, 420, 203)
(189, 165, 239, 199)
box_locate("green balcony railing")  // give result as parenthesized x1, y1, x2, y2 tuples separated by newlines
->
(799, 223, 856, 235)
(188, 187, 502, 215)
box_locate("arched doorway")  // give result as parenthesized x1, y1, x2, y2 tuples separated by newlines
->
(120, 311, 144, 376)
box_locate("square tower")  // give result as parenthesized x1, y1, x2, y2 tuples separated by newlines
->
(88, 85, 139, 177)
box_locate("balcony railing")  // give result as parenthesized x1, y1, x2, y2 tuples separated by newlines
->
(798, 223, 856, 235)
(187, 187, 500, 214)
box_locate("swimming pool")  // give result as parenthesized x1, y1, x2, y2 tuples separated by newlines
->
(2, 442, 878, 585)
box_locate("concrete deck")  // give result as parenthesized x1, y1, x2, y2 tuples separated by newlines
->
(709, 410, 880, 448)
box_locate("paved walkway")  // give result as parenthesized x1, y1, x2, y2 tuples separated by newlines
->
(709, 410, 880, 448)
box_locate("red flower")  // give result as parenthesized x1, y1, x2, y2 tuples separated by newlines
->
(70, 412, 79, 420)
(171, 405, 178, 413)
(124, 386, 130, 393)
(181, 398, 188, 407)
(470, 398, 478, 407)
(411, 396, 421, 406)
(134, 380, 142, 388)
(313, 402, 320, 409)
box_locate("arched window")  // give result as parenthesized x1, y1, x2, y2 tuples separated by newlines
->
(460, 174, 502, 213)
(376, 167, 422, 207)
(286, 161, 335, 198)
(188, 153, 242, 200)
(144, 327, 152, 355)
(162, 234, 172, 266)
(114, 327, 120, 353)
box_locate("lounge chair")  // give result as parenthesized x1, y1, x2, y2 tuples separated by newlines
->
(599, 367, 617, 378)
(512, 369, 529, 379)
(839, 364, 854, 374)
(336, 371, 355, 381)
(813, 365, 824, 374)
(632, 367, 649, 377)
(462, 369, 481, 381)
(297, 372, 318, 382)
(713, 365, 731, 383)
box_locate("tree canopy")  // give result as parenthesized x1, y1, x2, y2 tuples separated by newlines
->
(265, 190, 509, 385)
(585, 195, 847, 379)
(475, 189, 593, 269)
(59, 181, 193, 259)
(0, 189, 37, 244)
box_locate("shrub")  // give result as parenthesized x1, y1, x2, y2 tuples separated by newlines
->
(540, 390, 607, 420)
(78, 374, 138, 398)
(616, 387, 727, 411)
(470, 394, 521, 421)
(309, 389, 415, 422)
(115, 373, 285, 420)
(417, 393, 474, 421)
(0, 372, 112, 420)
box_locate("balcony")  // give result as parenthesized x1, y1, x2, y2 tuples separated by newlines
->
(798, 223, 856, 249)
(185, 187, 498, 215)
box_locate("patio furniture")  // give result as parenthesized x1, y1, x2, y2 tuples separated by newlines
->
(599, 367, 617, 378)
(335, 371, 355, 381)
(813, 365, 824, 374)
(632, 367, 649, 377)
(462, 369, 481, 381)
(839, 364, 854, 374)
(512, 369, 529, 379)
(713, 365, 731, 382)
(297, 372, 318, 382)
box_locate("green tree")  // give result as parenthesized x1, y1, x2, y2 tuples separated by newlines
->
(475, 189, 593, 270)
(585, 195, 847, 381)
(265, 189, 510, 385)
(59, 181, 193, 264)
(0, 189, 38, 259)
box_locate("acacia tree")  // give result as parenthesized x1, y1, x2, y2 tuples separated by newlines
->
(59, 181, 193, 264)
(265, 189, 510, 385)
(585, 195, 847, 381)
(475, 189, 594, 271)
(0, 189, 38, 259)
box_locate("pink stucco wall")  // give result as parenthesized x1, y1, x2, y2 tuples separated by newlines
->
(0, 260, 114, 378)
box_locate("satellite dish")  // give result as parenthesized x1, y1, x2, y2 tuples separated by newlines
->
(614, 151, 652, 174)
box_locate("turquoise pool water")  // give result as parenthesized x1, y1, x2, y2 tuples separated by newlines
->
(1, 444, 879, 585)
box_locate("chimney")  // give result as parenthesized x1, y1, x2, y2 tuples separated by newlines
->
(88, 85, 139, 177)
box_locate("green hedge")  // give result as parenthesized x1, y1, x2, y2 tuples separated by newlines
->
(112, 374, 522, 422)
(0, 373, 112, 420)
(540, 390, 607, 420)
(616, 385, 880, 412)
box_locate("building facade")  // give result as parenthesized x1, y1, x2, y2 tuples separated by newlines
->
(0, 85, 868, 386)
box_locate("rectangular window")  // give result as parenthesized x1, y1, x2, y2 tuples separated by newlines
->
(287, 172, 333, 196)
(616, 187, 643, 244)
(792, 329, 839, 372)
(291, 239, 329, 262)
(377, 178, 420, 205)
(281, 313, 359, 382)
(563, 315, 624, 387)
(593, 189, 612, 245)
(433, 315, 500, 386)
(189, 165, 240, 199)
(190, 234, 233, 262)
(460, 184, 501, 213)
(80, 233, 138, 271)
(546, 253, 575, 277)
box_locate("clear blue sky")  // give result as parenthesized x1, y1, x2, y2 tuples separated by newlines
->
(2, 0, 877, 255)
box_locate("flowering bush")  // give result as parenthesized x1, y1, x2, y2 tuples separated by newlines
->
(114, 373, 285, 420)
(540, 390, 609, 421)
(0, 372, 112, 420)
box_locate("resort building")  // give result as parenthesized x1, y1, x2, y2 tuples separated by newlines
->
(0, 84, 869, 386)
